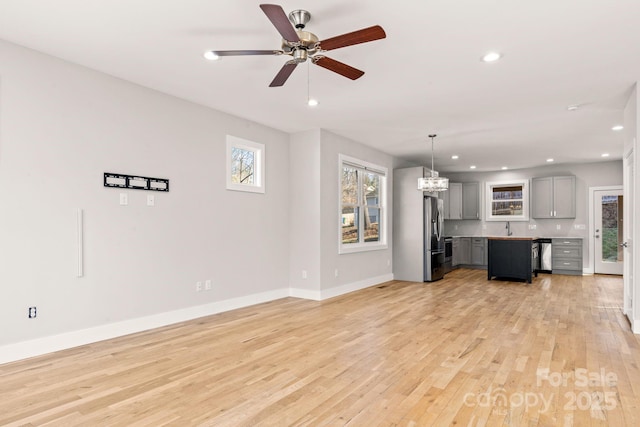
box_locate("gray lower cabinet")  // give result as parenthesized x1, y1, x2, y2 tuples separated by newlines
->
(452, 237, 486, 268)
(471, 237, 487, 266)
(452, 237, 460, 266)
(552, 238, 583, 275)
(459, 237, 471, 265)
(532, 176, 576, 219)
(462, 182, 480, 220)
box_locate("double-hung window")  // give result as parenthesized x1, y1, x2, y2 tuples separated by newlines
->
(339, 155, 387, 253)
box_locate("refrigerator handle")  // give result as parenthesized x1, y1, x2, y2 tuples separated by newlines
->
(436, 198, 444, 240)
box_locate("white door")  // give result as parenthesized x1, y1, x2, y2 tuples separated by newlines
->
(594, 189, 624, 275)
(623, 151, 634, 318)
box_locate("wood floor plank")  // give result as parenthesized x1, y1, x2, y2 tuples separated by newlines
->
(0, 270, 638, 426)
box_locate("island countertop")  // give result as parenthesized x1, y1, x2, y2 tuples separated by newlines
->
(486, 236, 538, 241)
(446, 235, 583, 240)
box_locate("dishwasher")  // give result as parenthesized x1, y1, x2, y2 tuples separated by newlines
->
(537, 238, 552, 273)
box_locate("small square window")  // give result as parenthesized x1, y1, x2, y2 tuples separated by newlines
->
(226, 135, 265, 194)
(485, 180, 529, 221)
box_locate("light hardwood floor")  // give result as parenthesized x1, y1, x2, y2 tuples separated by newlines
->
(1, 269, 638, 426)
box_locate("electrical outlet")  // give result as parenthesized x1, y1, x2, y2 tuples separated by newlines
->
(334, 269, 339, 278)
(528, 224, 537, 230)
(119, 193, 128, 206)
(205, 279, 212, 290)
(302, 270, 308, 279)
(196, 281, 203, 292)
(574, 224, 586, 230)
(28, 306, 37, 318)
(556, 224, 561, 230)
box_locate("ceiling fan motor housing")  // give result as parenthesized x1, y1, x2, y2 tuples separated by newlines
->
(282, 30, 319, 58)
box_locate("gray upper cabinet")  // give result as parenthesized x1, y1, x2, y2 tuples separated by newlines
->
(447, 183, 463, 220)
(462, 182, 480, 220)
(531, 176, 576, 219)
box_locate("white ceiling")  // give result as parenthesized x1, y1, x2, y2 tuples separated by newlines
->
(0, 0, 638, 172)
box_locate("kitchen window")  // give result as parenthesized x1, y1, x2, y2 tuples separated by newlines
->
(485, 180, 530, 221)
(339, 155, 388, 254)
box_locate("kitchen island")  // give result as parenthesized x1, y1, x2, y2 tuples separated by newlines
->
(487, 237, 538, 284)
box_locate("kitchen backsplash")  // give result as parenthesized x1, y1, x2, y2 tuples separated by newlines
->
(444, 218, 588, 238)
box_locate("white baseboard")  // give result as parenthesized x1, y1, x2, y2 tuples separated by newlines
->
(1, 274, 395, 365)
(319, 273, 394, 300)
(0, 288, 289, 365)
(289, 287, 322, 301)
(289, 274, 394, 301)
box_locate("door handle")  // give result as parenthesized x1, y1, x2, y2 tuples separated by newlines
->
(620, 242, 628, 248)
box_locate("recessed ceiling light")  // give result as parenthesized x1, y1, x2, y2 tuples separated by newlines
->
(501, 166, 508, 170)
(567, 104, 580, 111)
(307, 98, 319, 107)
(612, 125, 624, 131)
(601, 153, 610, 157)
(204, 51, 220, 61)
(546, 158, 554, 163)
(470, 165, 477, 169)
(451, 155, 459, 160)
(481, 52, 502, 62)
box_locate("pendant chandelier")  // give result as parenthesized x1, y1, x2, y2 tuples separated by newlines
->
(417, 134, 449, 192)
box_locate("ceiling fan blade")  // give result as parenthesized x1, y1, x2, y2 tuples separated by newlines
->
(211, 50, 283, 57)
(269, 61, 298, 87)
(318, 25, 386, 51)
(313, 56, 364, 80)
(260, 4, 300, 43)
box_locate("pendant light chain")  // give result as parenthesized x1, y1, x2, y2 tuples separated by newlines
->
(430, 134, 436, 176)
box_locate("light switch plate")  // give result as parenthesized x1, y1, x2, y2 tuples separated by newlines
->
(119, 193, 128, 206)
(147, 195, 155, 206)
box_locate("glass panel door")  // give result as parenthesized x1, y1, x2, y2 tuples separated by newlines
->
(594, 189, 623, 275)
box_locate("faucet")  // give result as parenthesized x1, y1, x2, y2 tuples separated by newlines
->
(506, 221, 513, 236)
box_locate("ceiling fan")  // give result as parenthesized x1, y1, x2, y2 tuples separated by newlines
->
(206, 4, 386, 87)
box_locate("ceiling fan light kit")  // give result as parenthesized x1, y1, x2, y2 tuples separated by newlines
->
(206, 4, 386, 87)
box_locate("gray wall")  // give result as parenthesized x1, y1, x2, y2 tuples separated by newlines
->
(288, 129, 396, 299)
(0, 39, 290, 347)
(0, 38, 399, 358)
(319, 130, 395, 294)
(442, 161, 623, 270)
(289, 130, 322, 296)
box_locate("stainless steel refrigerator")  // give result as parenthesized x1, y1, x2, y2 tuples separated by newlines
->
(424, 195, 445, 281)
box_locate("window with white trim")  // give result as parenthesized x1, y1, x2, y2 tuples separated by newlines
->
(226, 135, 265, 193)
(485, 180, 530, 221)
(339, 155, 388, 253)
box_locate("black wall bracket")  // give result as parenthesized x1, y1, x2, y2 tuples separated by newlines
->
(104, 172, 169, 192)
